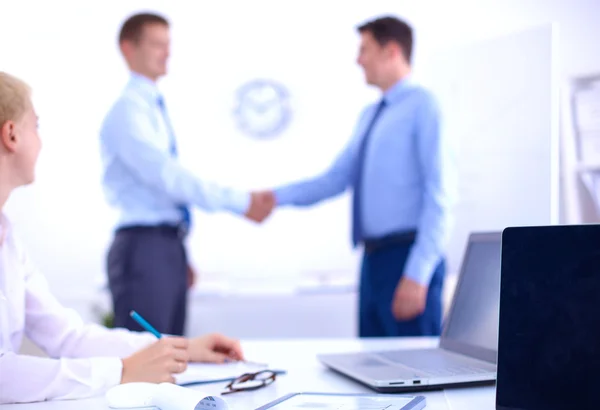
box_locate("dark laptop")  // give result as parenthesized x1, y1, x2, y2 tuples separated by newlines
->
(497, 225, 600, 410)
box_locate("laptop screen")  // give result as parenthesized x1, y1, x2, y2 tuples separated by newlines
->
(496, 225, 600, 410)
(439, 232, 502, 363)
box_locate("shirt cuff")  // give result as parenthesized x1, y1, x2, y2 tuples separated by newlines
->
(224, 191, 251, 215)
(90, 357, 123, 391)
(403, 247, 440, 286)
(131, 332, 159, 350)
(273, 186, 293, 206)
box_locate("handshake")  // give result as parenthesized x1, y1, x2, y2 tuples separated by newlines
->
(244, 191, 276, 223)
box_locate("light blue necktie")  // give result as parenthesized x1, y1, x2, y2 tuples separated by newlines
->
(157, 96, 191, 232)
(351, 99, 387, 247)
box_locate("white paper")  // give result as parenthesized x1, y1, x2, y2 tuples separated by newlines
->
(263, 393, 420, 410)
(153, 383, 229, 410)
(175, 361, 268, 386)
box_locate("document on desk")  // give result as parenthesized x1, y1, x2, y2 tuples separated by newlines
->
(175, 361, 270, 386)
(256, 392, 426, 410)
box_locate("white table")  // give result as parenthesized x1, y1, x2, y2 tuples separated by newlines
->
(1, 338, 497, 410)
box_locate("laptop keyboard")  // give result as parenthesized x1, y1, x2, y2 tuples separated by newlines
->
(375, 349, 493, 377)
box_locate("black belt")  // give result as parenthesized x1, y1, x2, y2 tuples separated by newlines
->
(363, 230, 417, 254)
(116, 223, 187, 239)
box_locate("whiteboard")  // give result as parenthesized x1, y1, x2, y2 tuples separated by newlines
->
(416, 24, 560, 275)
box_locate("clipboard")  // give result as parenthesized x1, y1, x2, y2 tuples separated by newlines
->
(255, 392, 426, 410)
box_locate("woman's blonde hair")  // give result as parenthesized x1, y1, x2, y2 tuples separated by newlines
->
(0, 72, 31, 127)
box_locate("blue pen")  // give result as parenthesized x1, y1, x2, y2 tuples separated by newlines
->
(129, 310, 162, 338)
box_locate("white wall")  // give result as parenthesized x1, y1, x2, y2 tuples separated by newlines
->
(418, 23, 559, 283)
(3, 0, 600, 336)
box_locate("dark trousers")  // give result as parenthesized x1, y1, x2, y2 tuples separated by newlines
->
(107, 225, 188, 336)
(359, 235, 445, 337)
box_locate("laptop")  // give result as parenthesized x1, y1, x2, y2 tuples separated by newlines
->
(496, 225, 600, 410)
(317, 232, 502, 392)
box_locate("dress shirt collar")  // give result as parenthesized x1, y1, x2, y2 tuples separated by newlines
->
(127, 72, 161, 104)
(382, 75, 413, 105)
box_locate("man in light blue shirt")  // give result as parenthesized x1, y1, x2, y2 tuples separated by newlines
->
(271, 16, 457, 337)
(100, 13, 273, 335)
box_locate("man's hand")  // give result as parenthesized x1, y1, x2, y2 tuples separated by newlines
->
(245, 191, 275, 223)
(187, 265, 196, 289)
(188, 333, 245, 363)
(121, 337, 189, 384)
(392, 277, 428, 321)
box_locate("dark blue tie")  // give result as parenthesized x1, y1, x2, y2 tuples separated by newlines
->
(157, 96, 192, 232)
(352, 99, 387, 247)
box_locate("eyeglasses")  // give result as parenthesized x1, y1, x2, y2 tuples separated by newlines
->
(221, 370, 277, 395)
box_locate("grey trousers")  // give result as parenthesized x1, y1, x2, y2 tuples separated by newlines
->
(106, 225, 188, 336)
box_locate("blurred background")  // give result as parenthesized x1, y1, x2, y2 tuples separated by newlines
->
(2, 0, 599, 339)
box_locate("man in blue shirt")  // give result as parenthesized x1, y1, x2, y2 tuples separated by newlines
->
(270, 16, 457, 337)
(100, 13, 274, 336)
